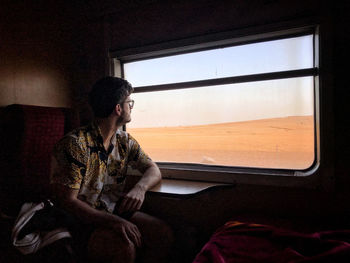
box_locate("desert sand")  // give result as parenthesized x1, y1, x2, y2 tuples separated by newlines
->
(128, 116, 314, 169)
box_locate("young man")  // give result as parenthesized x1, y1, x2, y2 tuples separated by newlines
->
(50, 77, 173, 263)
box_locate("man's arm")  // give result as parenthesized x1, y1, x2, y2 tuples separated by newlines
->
(53, 183, 142, 247)
(118, 161, 161, 214)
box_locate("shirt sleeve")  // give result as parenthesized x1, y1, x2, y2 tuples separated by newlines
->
(51, 135, 87, 190)
(127, 133, 152, 173)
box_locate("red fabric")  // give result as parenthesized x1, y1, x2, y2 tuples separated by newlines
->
(0, 104, 77, 214)
(20, 105, 65, 196)
(193, 221, 350, 263)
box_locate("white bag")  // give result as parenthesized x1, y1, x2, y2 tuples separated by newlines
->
(11, 202, 71, 255)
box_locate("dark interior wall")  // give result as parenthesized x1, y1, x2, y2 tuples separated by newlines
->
(0, 1, 83, 107)
(333, 3, 350, 197)
(107, 0, 320, 50)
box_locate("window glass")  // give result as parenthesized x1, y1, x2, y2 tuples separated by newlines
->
(127, 77, 314, 169)
(124, 35, 313, 87)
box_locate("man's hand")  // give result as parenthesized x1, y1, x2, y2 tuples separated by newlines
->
(112, 217, 142, 248)
(118, 184, 146, 214)
(117, 161, 161, 214)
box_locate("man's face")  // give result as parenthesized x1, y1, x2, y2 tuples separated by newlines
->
(119, 95, 134, 125)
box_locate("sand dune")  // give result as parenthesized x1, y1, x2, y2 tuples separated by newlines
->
(128, 116, 314, 169)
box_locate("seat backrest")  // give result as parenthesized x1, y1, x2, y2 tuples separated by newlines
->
(0, 104, 78, 215)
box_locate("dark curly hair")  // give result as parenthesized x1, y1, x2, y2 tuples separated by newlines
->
(88, 77, 134, 118)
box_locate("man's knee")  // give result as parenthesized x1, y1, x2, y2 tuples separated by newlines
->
(131, 213, 174, 248)
(112, 239, 136, 262)
(155, 221, 174, 248)
(88, 228, 137, 263)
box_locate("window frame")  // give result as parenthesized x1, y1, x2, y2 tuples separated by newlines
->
(109, 24, 328, 189)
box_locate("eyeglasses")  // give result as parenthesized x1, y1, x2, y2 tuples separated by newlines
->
(124, 99, 134, 109)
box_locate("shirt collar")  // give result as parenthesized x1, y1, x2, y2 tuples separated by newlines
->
(91, 121, 104, 148)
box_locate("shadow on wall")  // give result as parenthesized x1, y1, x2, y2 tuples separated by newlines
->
(0, 64, 72, 107)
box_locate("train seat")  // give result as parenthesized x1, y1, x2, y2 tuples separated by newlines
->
(0, 104, 78, 262)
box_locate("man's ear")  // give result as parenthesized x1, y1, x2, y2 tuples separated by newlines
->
(115, 104, 122, 116)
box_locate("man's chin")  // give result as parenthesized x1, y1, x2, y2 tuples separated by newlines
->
(117, 118, 131, 127)
(121, 119, 131, 127)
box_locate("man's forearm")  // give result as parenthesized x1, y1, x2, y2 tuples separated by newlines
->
(118, 163, 161, 213)
(134, 163, 161, 192)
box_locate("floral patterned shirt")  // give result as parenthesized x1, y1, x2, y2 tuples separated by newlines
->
(51, 121, 151, 213)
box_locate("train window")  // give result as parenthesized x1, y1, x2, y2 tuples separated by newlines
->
(113, 28, 319, 178)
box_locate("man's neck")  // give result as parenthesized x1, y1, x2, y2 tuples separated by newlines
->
(95, 117, 120, 150)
